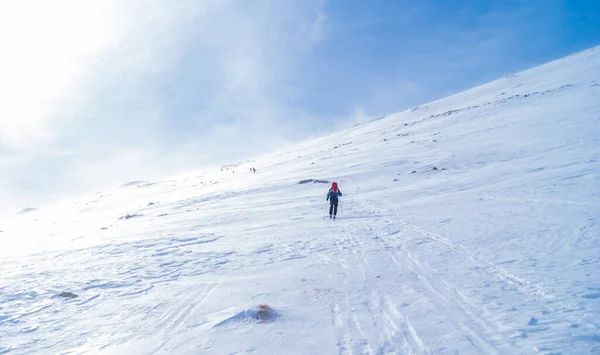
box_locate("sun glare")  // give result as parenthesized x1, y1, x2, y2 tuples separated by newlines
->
(0, 0, 130, 148)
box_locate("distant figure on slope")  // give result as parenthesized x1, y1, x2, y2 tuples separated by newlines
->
(326, 182, 342, 218)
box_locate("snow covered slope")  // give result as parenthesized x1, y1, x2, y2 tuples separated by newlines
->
(1, 46, 599, 354)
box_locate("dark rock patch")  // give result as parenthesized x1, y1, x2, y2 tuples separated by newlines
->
(119, 214, 143, 220)
(298, 179, 329, 185)
(59, 292, 78, 299)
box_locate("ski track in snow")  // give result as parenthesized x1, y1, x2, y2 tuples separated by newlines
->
(1, 46, 600, 354)
(350, 196, 598, 354)
(320, 203, 507, 354)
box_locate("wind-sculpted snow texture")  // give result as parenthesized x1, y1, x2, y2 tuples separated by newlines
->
(1, 47, 599, 354)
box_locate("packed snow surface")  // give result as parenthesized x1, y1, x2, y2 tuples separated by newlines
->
(1, 47, 599, 354)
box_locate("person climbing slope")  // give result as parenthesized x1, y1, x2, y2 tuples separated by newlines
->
(326, 182, 342, 219)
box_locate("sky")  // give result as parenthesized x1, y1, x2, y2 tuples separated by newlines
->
(1, 0, 599, 215)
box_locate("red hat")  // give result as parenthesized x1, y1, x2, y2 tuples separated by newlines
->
(331, 182, 338, 192)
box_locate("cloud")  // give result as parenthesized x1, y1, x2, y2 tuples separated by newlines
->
(0, 0, 328, 215)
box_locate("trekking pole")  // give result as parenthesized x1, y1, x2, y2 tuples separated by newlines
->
(324, 201, 329, 218)
(340, 199, 342, 215)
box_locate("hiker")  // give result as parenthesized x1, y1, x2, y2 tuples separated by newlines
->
(326, 182, 342, 218)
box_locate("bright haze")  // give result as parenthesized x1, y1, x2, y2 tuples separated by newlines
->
(1, 0, 598, 215)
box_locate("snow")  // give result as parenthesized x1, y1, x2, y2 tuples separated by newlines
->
(1, 46, 599, 354)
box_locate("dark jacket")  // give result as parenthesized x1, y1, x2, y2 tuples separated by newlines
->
(326, 188, 342, 201)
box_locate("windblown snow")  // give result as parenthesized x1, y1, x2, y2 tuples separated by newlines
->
(1, 47, 599, 354)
